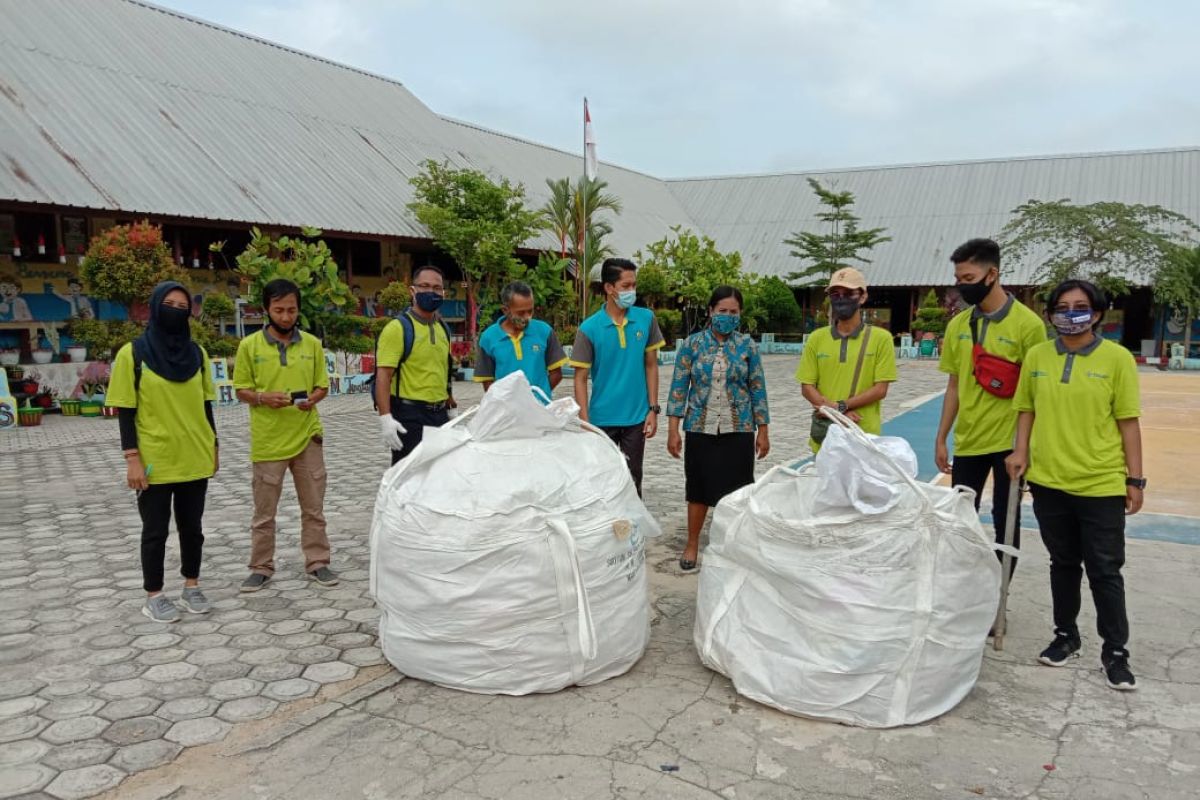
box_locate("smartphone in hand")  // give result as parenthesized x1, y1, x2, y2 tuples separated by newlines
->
(290, 391, 308, 405)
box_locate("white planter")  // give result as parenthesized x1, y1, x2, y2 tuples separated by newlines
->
(67, 345, 87, 363)
(0, 350, 18, 367)
(31, 349, 54, 365)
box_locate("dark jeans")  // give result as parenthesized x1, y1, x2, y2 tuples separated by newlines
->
(601, 423, 647, 497)
(138, 479, 208, 593)
(389, 398, 451, 465)
(953, 450, 1020, 577)
(1029, 483, 1129, 655)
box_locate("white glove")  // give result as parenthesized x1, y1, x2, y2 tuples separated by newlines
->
(379, 414, 407, 451)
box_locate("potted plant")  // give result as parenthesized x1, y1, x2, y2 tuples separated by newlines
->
(17, 401, 42, 427)
(60, 397, 82, 416)
(0, 349, 18, 367)
(31, 346, 54, 365)
(66, 343, 87, 362)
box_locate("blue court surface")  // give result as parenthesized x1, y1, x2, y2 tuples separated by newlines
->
(803, 394, 1200, 547)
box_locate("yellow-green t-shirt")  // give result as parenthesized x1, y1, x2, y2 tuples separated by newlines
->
(105, 342, 216, 485)
(376, 311, 451, 403)
(796, 324, 898, 448)
(1013, 337, 1140, 497)
(939, 297, 1048, 456)
(232, 329, 328, 463)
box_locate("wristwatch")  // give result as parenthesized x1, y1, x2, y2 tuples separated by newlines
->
(649, 405, 662, 414)
(836, 400, 848, 413)
(1125, 477, 1148, 490)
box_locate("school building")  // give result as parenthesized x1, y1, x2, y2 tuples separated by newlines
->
(2, 0, 1198, 358)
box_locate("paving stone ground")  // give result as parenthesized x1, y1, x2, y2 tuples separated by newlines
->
(2, 357, 1197, 800)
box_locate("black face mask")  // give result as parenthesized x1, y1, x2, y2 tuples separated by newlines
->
(159, 305, 191, 335)
(830, 297, 861, 321)
(958, 277, 994, 307)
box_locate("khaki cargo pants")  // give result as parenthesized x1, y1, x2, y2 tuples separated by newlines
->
(248, 437, 330, 576)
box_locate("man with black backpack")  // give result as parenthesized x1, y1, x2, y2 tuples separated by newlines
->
(375, 265, 457, 465)
(936, 238, 1047, 575)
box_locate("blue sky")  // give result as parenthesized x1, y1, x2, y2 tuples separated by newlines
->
(154, 0, 1199, 178)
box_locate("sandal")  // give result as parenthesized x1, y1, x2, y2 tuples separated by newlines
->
(679, 558, 697, 572)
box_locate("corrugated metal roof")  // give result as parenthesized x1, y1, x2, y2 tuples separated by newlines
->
(666, 148, 1200, 285)
(1, 0, 1196, 287)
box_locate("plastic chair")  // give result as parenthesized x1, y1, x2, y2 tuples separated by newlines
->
(918, 337, 938, 359)
(1169, 342, 1185, 370)
(897, 334, 918, 359)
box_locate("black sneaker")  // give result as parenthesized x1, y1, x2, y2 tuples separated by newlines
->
(1038, 631, 1081, 667)
(308, 566, 339, 586)
(240, 573, 271, 593)
(1102, 650, 1137, 691)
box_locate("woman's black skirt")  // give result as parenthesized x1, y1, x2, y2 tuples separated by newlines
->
(684, 431, 755, 507)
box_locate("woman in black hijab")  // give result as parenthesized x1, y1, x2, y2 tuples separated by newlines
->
(106, 281, 219, 623)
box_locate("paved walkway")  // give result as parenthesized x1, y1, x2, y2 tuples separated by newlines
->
(1, 358, 1198, 800)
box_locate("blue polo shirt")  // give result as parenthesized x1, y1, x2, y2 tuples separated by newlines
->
(474, 318, 568, 402)
(570, 306, 665, 427)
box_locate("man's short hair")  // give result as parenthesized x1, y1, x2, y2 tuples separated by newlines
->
(412, 265, 445, 284)
(501, 280, 533, 307)
(950, 238, 1001, 270)
(262, 278, 301, 308)
(600, 258, 637, 287)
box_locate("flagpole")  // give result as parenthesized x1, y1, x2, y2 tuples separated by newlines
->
(581, 97, 589, 325)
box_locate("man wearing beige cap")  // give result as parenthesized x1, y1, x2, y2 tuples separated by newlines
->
(796, 267, 897, 451)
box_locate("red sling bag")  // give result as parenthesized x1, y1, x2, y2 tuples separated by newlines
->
(970, 316, 1021, 399)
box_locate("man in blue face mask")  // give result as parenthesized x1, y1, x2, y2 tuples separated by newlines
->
(570, 258, 666, 496)
(374, 265, 457, 465)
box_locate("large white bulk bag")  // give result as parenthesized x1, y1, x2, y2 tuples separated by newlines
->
(369, 372, 660, 695)
(694, 411, 1004, 728)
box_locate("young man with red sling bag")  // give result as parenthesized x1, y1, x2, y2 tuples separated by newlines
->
(935, 239, 1048, 579)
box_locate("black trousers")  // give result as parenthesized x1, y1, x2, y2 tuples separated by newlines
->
(138, 479, 208, 593)
(389, 398, 450, 466)
(1029, 483, 1129, 656)
(601, 424, 647, 497)
(953, 450, 1020, 577)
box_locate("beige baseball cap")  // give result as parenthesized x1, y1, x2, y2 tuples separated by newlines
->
(829, 267, 867, 291)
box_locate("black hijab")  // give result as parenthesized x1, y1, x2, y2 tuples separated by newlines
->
(132, 281, 203, 382)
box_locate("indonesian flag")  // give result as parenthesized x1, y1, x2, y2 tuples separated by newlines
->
(584, 98, 598, 181)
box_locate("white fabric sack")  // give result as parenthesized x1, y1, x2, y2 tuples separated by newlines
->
(370, 371, 660, 695)
(813, 423, 920, 516)
(694, 409, 1004, 728)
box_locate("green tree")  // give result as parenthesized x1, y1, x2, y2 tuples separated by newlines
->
(784, 178, 890, 288)
(543, 176, 623, 322)
(233, 226, 354, 332)
(80, 221, 186, 308)
(1154, 243, 1200, 356)
(752, 275, 803, 332)
(1000, 199, 1198, 297)
(411, 161, 546, 339)
(911, 289, 948, 337)
(637, 226, 744, 333)
(377, 280, 410, 314)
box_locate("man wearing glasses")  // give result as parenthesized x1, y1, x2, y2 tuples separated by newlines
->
(375, 265, 457, 465)
(796, 267, 897, 451)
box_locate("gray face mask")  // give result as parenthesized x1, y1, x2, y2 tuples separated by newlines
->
(830, 297, 861, 321)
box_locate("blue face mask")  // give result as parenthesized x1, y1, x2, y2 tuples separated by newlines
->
(1051, 309, 1093, 336)
(613, 290, 637, 310)
(711, 314, 740, 335)
(414, 292, 444, 313)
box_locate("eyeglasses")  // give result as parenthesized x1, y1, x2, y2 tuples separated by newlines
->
(413, 283, 445, 293)
(1054, 304, 1093, 313)
(827, 289, 862, 300)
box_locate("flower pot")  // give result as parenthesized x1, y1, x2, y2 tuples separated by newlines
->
(18, 408, 42, 427)
(18, 379, 39, 395)
(0, 350, 18, 367)
(32, 349, 53, 365)
(60, 399, 81, 416)
(34, 394, 53, 409)
(66, 345, 87, 363)
(79, 401, 103, 418)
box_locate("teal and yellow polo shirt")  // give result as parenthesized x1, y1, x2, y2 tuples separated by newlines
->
(232, 329, 328, 463)
(474, 317, 568, 401)
(570, 306, 665, 427)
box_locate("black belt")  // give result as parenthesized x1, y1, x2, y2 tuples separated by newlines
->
(394, 397, 448, 411)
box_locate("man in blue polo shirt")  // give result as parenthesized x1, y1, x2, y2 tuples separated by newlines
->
(474, 280, 569, 401)
(571, 258, 665, 496)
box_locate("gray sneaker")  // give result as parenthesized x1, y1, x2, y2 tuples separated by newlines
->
(240, 573, 271, 593)
(180, 587, 211, 614)
(142, 594, 180, 624)
(308, 566, 339, 586)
